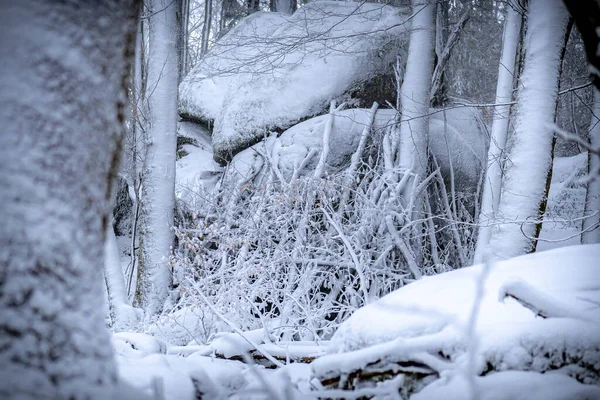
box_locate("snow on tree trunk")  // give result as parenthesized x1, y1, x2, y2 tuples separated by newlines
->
(582, 89, 600, 244)
(105, 220, 140, 332)
(488, 0, 570, 260)
(473, 4, 522, 264)
(0, 0, 139, 398)
(396, 0, 435, 198)
(137, 0, 179, 316)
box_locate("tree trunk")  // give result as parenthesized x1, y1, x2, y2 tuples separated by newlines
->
(105, 220, 140, 332)
(273, 0, 296, 15)
(201, 0, 213, 56)
(582, 89, 600, 244)
(488, 0, 570, 260)
(473, 3, 523, 263)
(137, 0, 179, 316)
(0, 0, 140, 398)
(397, 0, 436, 201)
(178, 0, 190, 80)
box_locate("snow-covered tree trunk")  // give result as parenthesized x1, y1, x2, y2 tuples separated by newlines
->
(0, 0, 139, 398)
(582, 89, 600, 244)
(488, 0, 570, 260)
(396, 0, 436, 197)
(105, 220, 140, 332)
(473, 4, 522, 264)
(137, 0, 179, 316)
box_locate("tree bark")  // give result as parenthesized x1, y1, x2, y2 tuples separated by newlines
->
(473, 3, 523, 263)
(488, 0, 570, 260)
(137, 0, 179, 316)
(0, 0, 140, 398)
(397, 0, 436, 202)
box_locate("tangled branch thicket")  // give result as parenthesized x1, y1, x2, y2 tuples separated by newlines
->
(169, 133, 478, 342)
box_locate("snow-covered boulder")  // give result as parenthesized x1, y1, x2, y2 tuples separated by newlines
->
(225, 106, 487, 192)
(312, 244, 600, 396)
(176, 121, 222, 205)
(179, 1, 411, 162)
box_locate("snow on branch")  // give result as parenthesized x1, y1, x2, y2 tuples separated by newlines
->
(499, 278, 593, 321)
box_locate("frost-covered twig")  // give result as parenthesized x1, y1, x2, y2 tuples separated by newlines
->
(190, 280, 285, 368)
(320, 206, 370, 303)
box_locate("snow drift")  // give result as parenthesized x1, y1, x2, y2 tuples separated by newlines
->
(312, 244, 600, 396)
(179, 1, 411, 162)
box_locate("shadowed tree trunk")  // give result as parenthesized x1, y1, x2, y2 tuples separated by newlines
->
(0, 0, 140, 398)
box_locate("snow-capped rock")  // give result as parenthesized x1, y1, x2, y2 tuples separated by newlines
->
(179, 1, 411, 162)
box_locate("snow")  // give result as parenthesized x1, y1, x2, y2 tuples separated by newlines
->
(474, 5, 523, 263)
(488, 0, 571, 259)
(113, 332, 167, 358)
(147, 306, 211, 346)
(312, 244, 600, 388)
(179, 1, 412, 161)
(537, 153, 588, 252)
(140, 0, 180, 316)
(412, 371, 600, 400)
(176, 121, 222, 205)
(116, 341, 314, 399)
(223, 106, 486, 190)
(115, 246, 600, 399)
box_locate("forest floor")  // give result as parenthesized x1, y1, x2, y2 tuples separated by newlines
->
(112, 153, 600, 399)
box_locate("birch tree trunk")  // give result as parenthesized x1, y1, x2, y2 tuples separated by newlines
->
(582, 89, 600, 244)
(0, 0, 139, 398)
(488, 0, 570, 260)
(396, 0, 436, 197)
(137, 0, 179, 316)
(473, 4, 522, 263)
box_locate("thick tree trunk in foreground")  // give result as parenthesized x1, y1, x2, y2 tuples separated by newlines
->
(488, 0, 570, 260)
(473, 3, 522, 263)
(0, 0, 139, 398)
(137, 0, 179, 316)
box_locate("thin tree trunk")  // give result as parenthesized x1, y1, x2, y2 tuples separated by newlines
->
(397, 0, 435, 203)
(178, 0, 191, 80)
(473, 3, 522, 263)
(397, 0, 435, 180)
(137, 0, 179, 316)
(201, 0, 213, 56)
(0, 0, 140, 397)
(488, 0, 570, 260)
(105, 220, 140, 331)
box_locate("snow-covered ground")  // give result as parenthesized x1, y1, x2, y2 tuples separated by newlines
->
(111, 118, 599, 400)
(115, 244, 600, 399)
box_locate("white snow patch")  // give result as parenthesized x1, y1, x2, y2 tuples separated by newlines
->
(313, 245, 600, 383)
